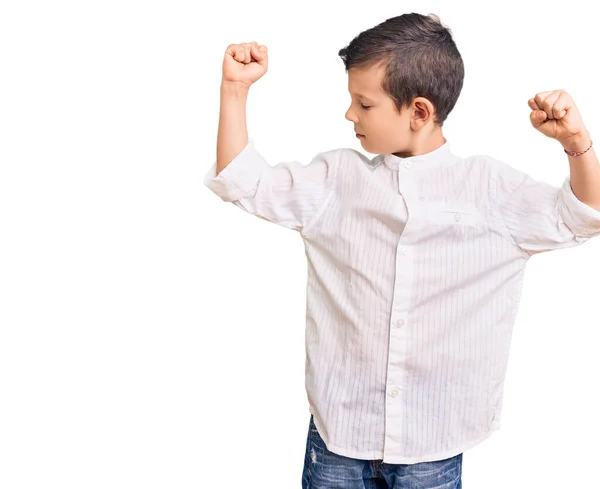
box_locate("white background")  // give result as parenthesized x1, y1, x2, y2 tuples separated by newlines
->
(1, 1, 599, 487)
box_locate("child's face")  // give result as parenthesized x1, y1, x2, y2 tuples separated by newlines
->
(345, 63, 435, 156)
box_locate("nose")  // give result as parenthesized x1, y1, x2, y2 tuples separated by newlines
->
(345, 106, 356, 123)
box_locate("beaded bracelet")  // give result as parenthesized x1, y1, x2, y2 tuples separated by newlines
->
(564, 139, 593, 157)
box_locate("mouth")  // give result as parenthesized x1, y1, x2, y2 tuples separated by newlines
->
(356, 133, 365, 138)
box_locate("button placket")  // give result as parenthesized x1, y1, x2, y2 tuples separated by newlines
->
(384, 174, 416, 459)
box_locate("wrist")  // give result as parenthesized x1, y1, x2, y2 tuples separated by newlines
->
(220, 81, 250, 97)
(561, 131, 591, 153)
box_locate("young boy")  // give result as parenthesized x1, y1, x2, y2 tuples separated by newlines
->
(204, 13, 600, 489)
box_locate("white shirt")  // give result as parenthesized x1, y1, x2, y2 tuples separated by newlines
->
(204, 139, 600, 464)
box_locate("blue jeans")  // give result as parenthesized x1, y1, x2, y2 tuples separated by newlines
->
(302, 415, 462, 488)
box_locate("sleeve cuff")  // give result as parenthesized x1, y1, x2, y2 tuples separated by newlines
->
(203, 139, 267, 202)
(559, 176, 600, 237)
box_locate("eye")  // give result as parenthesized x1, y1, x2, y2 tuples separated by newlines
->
(360, 104, 372, 110)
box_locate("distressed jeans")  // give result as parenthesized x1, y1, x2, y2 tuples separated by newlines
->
(302, 415, 462, 488)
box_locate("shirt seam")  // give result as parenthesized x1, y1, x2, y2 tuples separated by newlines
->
(300, 151, 339, 237)
(489, 160, 531, 261)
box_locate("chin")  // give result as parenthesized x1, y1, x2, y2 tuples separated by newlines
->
(360, 142, 380, 155)
(362, 140, 388, 154)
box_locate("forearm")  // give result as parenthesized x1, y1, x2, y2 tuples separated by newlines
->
(562, 131, 600, 211)
(216, 82, 250, 175)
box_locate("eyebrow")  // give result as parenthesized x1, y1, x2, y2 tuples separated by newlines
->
(351, 92, 376, 102)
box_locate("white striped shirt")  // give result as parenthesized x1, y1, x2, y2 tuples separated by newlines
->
(204, 139, 600, 464)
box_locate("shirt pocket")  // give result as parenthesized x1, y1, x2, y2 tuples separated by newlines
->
(425, 202, 486, 234)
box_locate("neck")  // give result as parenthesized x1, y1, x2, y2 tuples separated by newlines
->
(392, 130, 446, 158)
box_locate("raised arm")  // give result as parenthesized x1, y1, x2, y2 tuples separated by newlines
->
(217, 82, 249, 175)
(216, 42, 268, 174)
(205, 42, 336, 234)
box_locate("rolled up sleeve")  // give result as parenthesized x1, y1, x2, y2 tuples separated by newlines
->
(204, 139, 337, 233)
(492, 159, 600, 257)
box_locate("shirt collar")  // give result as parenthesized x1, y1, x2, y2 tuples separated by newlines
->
(382, 139, 459, 170)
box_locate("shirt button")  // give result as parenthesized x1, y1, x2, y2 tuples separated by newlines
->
(404, 161, 412, 168)
(390, 389, 399, 398)
(454, 212, 461, 222)
(395, 319, 405, 328)
(401, 247, 409, 255)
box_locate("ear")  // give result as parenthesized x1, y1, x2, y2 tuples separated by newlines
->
(412, 97, 436, 124)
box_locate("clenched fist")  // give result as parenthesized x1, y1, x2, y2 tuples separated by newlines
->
(222, 42, 269, 88)
(528, 89, 587, 145)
